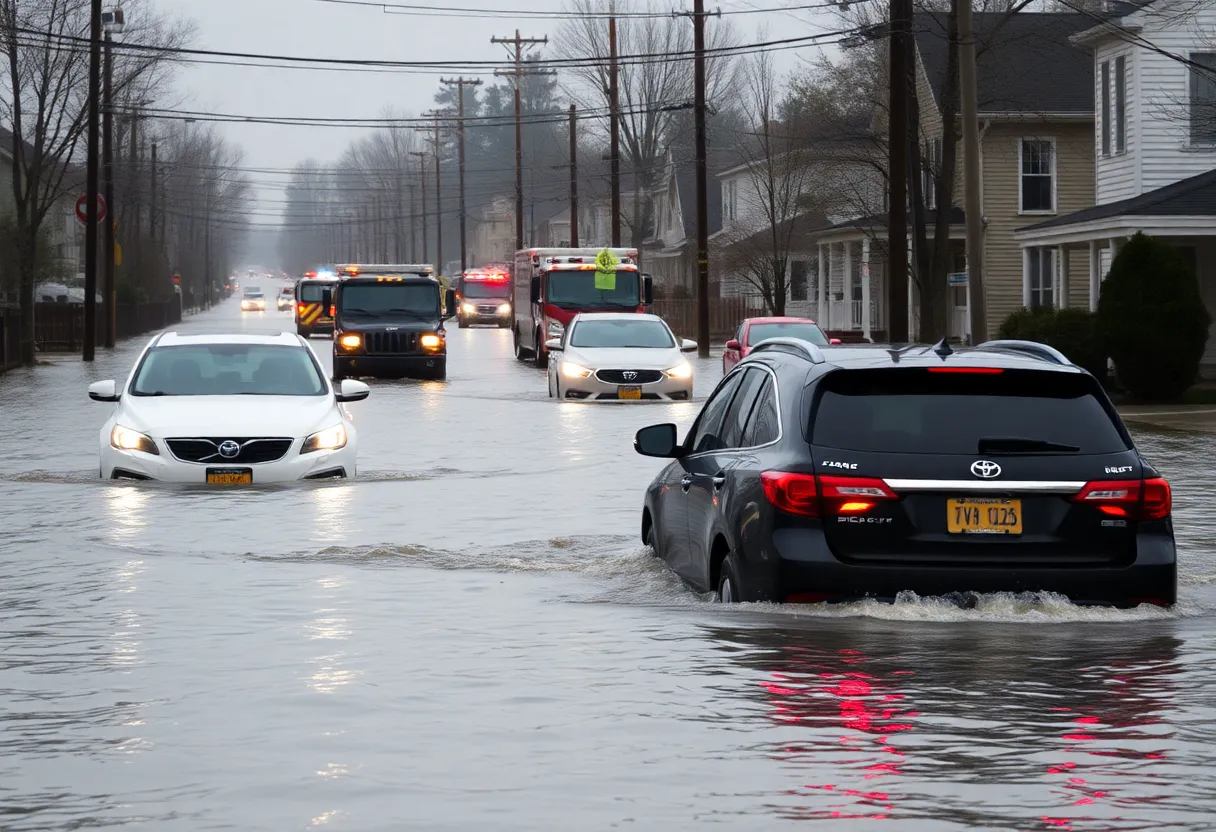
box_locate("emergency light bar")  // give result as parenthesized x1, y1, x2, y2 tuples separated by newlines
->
(335, 263, 434, 277)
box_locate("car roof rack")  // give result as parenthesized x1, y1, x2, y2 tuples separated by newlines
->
(748, 337, 826, 364)
(972, 339, 1071, 366)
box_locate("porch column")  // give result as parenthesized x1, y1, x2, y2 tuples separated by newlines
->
(1058, 245, 1071, 309)
(1022, 247, 1033, 307)
(861, 237, 872, 340)
(1088, 240, 1100, 311)
(817, 243, 827, 326)
(843, 240, 853, 329)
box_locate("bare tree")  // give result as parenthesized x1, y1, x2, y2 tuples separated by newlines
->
(0, 0, 190, 362)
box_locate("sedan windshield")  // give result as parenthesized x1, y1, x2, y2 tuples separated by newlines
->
(748, 322, 828, 346)
(131, 344, 326, 396)
(570, 319, 674, 348)
(339, 283, 438, 319)
(547, 270, 639, 308)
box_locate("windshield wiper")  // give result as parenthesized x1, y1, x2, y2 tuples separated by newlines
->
(977, 437, 1081, 453)
(340, 307, 374, 316)
(383, 308, 432, 317)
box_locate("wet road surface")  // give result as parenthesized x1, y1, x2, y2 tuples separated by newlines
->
(2, 291, 1216, 830)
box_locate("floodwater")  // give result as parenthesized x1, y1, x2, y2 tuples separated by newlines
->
(2, 291, 1215, 831)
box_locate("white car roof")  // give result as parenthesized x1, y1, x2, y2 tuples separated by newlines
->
(154, 331, 303, 347)
(571, 312, 664, 323)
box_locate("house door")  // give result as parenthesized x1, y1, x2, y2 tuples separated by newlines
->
(949, 283, 971, 342)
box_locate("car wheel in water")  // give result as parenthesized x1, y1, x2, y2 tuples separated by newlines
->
(498, 319, 511, 329)
(458, 316, 469, 329)
(646, 524, 660, 558)
(718, 553, 747, 603)
(297, 326, 311, 338)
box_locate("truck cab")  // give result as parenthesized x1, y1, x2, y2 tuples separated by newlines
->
(328, 264, 456, 381)
(511, 248, 652, 369)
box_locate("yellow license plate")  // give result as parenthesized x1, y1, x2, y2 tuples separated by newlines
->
(206, 469, 252, 485)
(618, 386, 642, 400)
(947, 498, 1022, 534)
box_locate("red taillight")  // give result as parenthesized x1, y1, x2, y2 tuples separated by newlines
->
(329, 305, 336, 317)
(761, 472, 898, 517)
(1072, 477, 1171, 521)
(761, 471, 819, 516)
(927, 367, 1004, 374)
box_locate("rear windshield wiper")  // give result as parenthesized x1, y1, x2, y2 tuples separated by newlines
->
(977, 437, 1081, 453)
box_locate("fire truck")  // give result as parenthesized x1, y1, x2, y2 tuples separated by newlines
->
(294, 267, 338, 338)
(455, 266, 512, 328)
(511, 247, 651, 368)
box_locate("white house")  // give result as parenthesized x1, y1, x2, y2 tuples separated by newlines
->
(1014, 0, 1216, 373)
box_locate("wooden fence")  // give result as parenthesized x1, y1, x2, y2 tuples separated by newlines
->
(651, 297, 765, 342)
(0, 304, 20, 372)
(31, 299, 182, 353)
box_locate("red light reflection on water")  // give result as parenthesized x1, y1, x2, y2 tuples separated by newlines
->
(760, 648, 916, 821)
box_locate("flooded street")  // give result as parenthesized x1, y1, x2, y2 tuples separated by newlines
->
(3, 297, 1216, 831)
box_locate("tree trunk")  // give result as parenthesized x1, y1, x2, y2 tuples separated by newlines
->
(773, 259, 787, 316)
(17, 221, 36, 365)
(927, 4, 961, 344)
(907, 34, 935, 341)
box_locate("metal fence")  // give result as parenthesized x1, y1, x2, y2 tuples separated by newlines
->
(31, 299, 182, 354)
(0, 304, 20, 372)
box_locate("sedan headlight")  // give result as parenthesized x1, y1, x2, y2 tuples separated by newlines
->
(546, 319, 565, 338)
(497, 303, 511, 314)
(110, 424, 159, 455)
(561, 360, 593, 379)
(664, 361, 693, 380)
(301, 424, 347, 454)
(338, 333, 362, 349)
(420, 333, 443, 349)
(461, 302, 476, 314)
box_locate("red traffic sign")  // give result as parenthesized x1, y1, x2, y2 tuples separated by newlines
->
(75, 193, 107, 225)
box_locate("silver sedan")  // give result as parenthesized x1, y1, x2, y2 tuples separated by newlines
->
(545, 313, 697, 401)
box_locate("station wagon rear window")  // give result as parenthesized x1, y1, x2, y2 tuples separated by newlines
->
(811, 368, 1129, 455)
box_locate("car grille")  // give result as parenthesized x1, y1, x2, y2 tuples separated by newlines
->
(476, 305, 500, 315)
(595, 369, 664, 384)
(166, 438, 294, 464)
(364, 331, 418, 355)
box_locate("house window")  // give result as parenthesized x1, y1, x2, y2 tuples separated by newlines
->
(1019, 139, 1055, 213)
(1114, 55, 1126, 153)
(790, 260, 809, 301)
(1027, 248, 1056, 309)
(721, 180, 737, 222)
(1100, 61, 1111, 156)
(1189, 53, 1216, 145)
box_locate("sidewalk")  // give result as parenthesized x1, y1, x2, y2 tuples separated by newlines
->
(1117, 405, 1216, 434)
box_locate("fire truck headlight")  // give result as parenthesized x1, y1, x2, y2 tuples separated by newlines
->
(561, 361, 592, 379)
(462, 303, 476, 314)
(546, 319, 565, 338)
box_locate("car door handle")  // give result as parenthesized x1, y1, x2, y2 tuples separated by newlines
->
(712, 475, 727, 489)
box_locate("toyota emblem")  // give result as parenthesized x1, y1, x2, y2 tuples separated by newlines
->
(623, 371, 638, 381)
(219, 440, 241, 459)
(970, 460, 1002, 479)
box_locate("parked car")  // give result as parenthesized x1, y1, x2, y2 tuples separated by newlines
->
(546, 312, 697, 401)
(722, 317, 836, 374)
(89, 331, 369, 483)
(634, 338, 1176, 608)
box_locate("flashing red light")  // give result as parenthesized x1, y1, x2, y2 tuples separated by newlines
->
(927, 367, 1004, 374)
(1071, 477, 1171, 520)
(305, 271, 317, 278)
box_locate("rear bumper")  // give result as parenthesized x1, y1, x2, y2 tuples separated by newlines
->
(298, 320, 334, 334)
(335, 353, 444, 377)
(762, 528, 1177, 607)
(461, 310, 511, 324)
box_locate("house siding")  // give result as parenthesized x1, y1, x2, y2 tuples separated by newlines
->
(981, 122, 1094, 332)
(1093, 42, 1139, 203)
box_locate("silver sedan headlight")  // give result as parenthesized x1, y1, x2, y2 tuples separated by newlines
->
(110, 424, 159, 455)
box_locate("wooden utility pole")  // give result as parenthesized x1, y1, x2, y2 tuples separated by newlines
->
(491, 30, 551, 251)
(83, 0, 102, 361)
(439, 77, 482, 274)
(410, 151, 429, 264)
(569, 105, 579, 247)
(887, 0, 912, 343)
(150, 141, 158, 246)
(608, 1, 621, 247)
(423, 112, 445, 274)
(958, 0, 987, 343)
(689, 0, 712, 358)
(102, 30, 115, 348)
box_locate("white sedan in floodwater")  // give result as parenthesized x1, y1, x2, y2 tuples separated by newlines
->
(89, 331, 369, 483)
(546, 313, 697, 401)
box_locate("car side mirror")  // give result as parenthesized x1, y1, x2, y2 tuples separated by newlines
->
(643, 275, 653, 305)
(335, 379, 370, 402)
(725, 339, 740, 351)
(445, 288, 457, 318)
(88, 379, 119, 402)
(829, 338, 842, 345)
(680, 338, 697, 352)
(545, 338, 563, 351)
(634, 423, 682, 458)
(530, 276, 541, 305)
